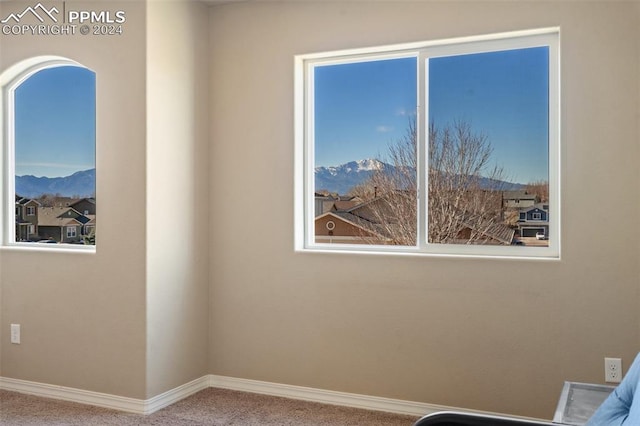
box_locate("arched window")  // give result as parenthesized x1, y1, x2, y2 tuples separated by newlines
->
(1, 57, 96, 248)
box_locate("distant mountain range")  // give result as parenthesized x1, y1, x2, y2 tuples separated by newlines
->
(315, 159, 525, 195)
(315, 159, 389, 195)
(16, 169, 95, 199)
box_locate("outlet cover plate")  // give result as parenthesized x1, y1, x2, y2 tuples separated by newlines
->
(605, 357, 622, 383)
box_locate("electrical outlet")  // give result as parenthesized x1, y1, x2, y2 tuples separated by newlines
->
(605, 357, 622, 383)
(10, 324, 20, 344)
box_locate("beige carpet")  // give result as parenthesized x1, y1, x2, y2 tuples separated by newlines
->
(0, 387, 420, 425)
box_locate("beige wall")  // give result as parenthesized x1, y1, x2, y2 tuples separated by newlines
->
(146, 0, 210, 397)
(0, 0, 211, 400)
(0, 1, 148, 398)
(208, 1, 640, 419)
(1, 0, 639, 420)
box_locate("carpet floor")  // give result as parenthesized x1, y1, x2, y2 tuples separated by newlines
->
(0, 387, 421, 425)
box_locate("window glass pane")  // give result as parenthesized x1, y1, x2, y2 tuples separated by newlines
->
(313, 57, 417, 245)
(14, 66, 96, 245)
(427, 47, 549, 247)
(298, 30, 558, 257)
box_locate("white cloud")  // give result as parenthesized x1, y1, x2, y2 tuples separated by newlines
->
(376, 125, 393, 133)
(395, 108, 416, 117)
(17, 162, 94, 169)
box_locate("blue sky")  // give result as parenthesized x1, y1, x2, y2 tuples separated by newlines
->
(314, 46, 549, 184)
(14, 66, 95, 178)
(314, 57, 417, 168)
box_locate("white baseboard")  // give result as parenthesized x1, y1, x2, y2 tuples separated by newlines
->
(207, 375, 549, 422)
(0, 376, 146, 413)
(1, 373, 546, 421)
(0, 373, 439, 417)
(208, 374, 441, 417)
(145, 376, 210, 414)
(0, 375, 210, 415)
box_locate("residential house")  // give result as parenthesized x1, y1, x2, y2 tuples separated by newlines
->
(315, 194, 515, 246)
(314, 193, 360, 216)
(38, 195, 78, 208)
(453, 215, 516, 245)
(37, 207, 86, 244)
(82, 215, 96, 240)
(315, 195, 408, 245)
(15, 195, 40, 241)
(70, 198, 96, 216)
(14, 197, 96, 244)
(517, 203, 549, 237)
(70, 198, 96, 238)
(502, 190, 538, 209)
(315, 210, 393, 245)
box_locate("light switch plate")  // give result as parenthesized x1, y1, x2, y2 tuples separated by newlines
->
(10, 324, 20, 344)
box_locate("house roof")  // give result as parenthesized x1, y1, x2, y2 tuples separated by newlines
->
(332, 200, 359, 211)
(16, 197, 41, 206)
(503, 190, 536, 201)
(320, 200, 335, 214)
(38, 207, 83, 227)
(520, 203, 549, 213)
(37, 196, 78, 208)
(460, 216, 515, 245)
(70, 198, 96, 207)
(321, 190, 514, 245)
(75, 215, 93, 225)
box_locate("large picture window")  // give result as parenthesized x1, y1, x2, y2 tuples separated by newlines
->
(1, 57, 96, 248)
(295, 28, 559, 258)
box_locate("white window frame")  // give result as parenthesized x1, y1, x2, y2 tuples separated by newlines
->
(0, 56, 96, 251)
(26, 206, 35, 216)
(295, 28, 560, 259)
(66, 226, 76, 238)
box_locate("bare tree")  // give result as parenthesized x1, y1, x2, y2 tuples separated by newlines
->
(345, 119, 418, 245)
(525, 180, 549, 203)
(428, 120, 507, 244)
(354, 118, 509, 245)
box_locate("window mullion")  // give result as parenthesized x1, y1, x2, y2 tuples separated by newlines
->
(297, 28, 559, 259)
(417, 51, 428, 251)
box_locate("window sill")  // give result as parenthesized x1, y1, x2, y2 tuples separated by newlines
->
(297, 245, 560, 261)
(1, 243, 96, 254)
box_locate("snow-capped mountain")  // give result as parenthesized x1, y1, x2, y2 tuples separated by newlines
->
(16, 169, 95, 199)
(314, 159, 525, 195)
(315, 159, 390, 195)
